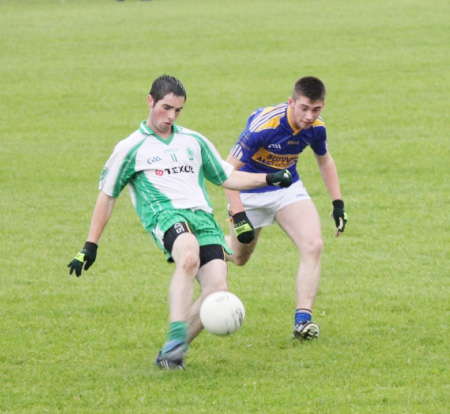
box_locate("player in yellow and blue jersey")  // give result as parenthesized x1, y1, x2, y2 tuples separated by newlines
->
(225, 76, 348, 340)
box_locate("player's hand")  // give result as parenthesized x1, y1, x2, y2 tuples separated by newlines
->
(68, 242, 98, 277)
(331, 200, 348, 237)
(266, 169, 292, 188)
(232, 211, 255, 244)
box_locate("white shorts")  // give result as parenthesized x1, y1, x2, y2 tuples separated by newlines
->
(240, 180, 310, 228)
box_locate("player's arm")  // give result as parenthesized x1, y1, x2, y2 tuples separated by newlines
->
(223, 155, 255, 244)
(68, 191, 116, 276)
(86, 191, 116, 244)
(315, 152, 348, 236)
(221, 164, 291, 192)
(223, 155, 246, 214)
(315, 152, 341, 200)
(223, 155, 255, 243)
(222, 155, 292, 244)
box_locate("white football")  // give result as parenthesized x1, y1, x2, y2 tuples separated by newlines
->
(200, 291, 245, 335)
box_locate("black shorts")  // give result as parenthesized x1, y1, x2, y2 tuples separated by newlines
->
(163, 222, 226, 267)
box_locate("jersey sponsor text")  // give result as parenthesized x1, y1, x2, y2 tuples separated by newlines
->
(251, 148, 298, 169)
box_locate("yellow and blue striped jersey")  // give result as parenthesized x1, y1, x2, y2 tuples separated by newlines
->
(230, 102, 327, 193)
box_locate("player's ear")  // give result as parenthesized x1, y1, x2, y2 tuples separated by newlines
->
(147, 94, 155, 109)
(288, 97, 294, 107)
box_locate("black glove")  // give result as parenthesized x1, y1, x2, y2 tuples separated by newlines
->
(266, 169, 292, 188)
(332, 200, 348, 235)
(232, 211, 255, 244)
(68, 242, 98, 277)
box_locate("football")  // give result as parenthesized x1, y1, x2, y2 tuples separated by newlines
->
(200, 291, 246, 335)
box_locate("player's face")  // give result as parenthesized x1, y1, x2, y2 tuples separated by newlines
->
(147, 93, 185, 138)
(288, 96, 325, 130)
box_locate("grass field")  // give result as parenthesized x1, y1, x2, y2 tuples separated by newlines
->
(1, 0, 449, 413)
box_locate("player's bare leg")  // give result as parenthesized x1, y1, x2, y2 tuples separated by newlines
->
(275, 199, 323, 339)
(187, 259, 228, 342)
(156, 233, 200, 369)
(169, 233, 201, 322)
(225, 226, 262, 265)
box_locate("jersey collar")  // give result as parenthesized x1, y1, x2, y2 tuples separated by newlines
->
(139, 121, 179, 144)
(286, 106, 302, 135)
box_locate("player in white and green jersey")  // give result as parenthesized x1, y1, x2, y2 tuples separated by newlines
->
(99, 120, 236, 256)
(68, 75, 292, 370)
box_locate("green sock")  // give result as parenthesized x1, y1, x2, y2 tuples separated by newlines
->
(167, 321, 188, 343)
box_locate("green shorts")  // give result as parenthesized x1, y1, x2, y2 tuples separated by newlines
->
(147, 208, 232, 260)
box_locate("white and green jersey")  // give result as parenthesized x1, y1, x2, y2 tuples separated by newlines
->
(99, 121, 234, 229)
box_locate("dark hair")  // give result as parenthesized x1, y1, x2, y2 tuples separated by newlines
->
(149, 75, 187, 104)
(292, 76, 326, 101)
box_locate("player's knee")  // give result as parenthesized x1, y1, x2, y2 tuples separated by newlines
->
(315, 238, 324, 255)
(177, 249, 200, 275)
(301, 237, 323, 257)
(232, 252, 251, 266)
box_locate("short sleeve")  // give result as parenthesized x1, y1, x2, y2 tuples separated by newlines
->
(310, 124, 328, 156)
(99, 137, 146, 197)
